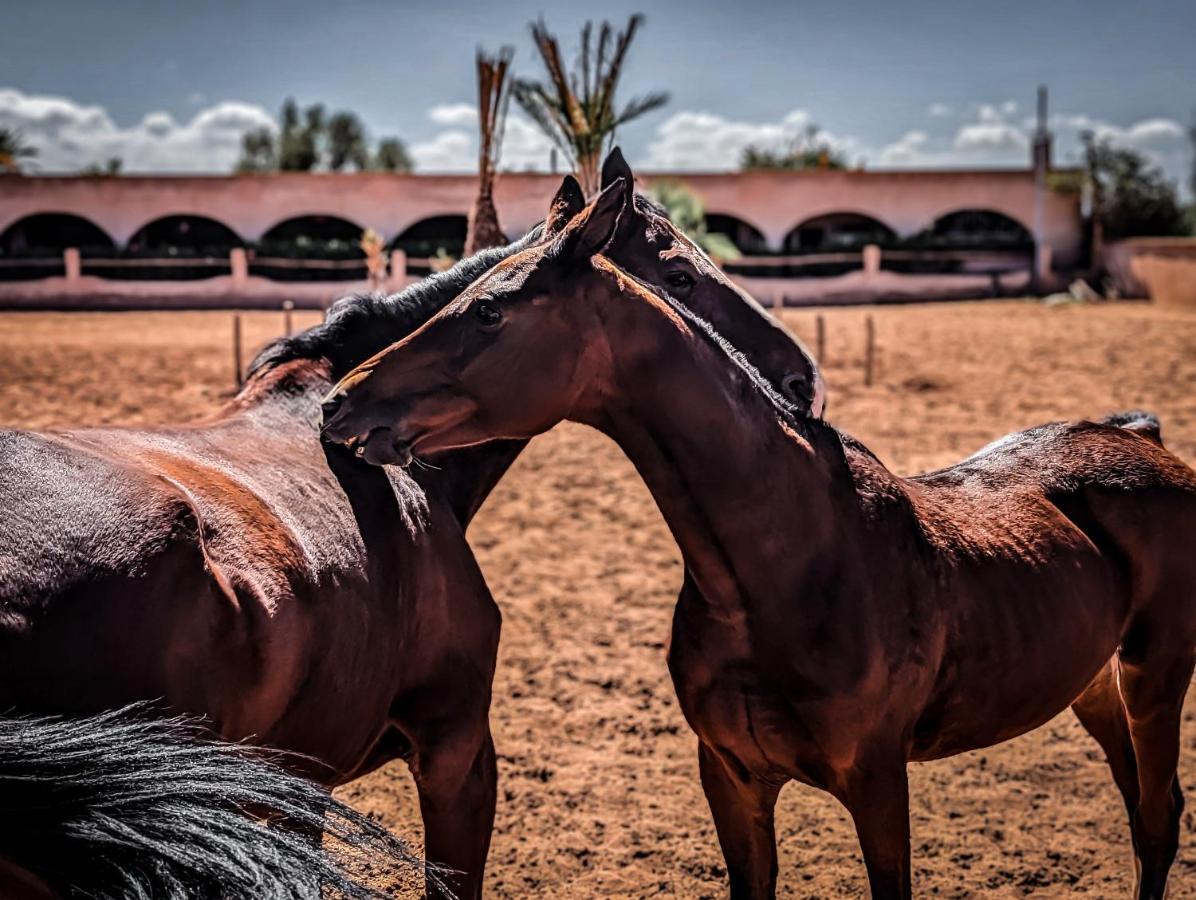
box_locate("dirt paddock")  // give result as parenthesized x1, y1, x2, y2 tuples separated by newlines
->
(3, 300, 1196, 897)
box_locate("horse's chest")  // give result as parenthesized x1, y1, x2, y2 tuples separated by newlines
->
(668, 610, 820, 783)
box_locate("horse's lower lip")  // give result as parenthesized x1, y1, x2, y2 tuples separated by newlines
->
(355, 426, 420, 467)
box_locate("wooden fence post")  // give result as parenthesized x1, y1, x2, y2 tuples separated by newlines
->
(815, 314, 826, 365)
(864, 315, 876, 387)
(233, 314, 244, 388)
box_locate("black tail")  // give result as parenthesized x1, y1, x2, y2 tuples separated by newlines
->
(1100, 410, 1164, 446)
(0, 705, 440, 899)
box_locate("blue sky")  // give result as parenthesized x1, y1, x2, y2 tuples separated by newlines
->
(2, 0, 1193, 192)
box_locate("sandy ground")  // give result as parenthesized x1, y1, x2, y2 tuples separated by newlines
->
(3, 300, 1196, 897)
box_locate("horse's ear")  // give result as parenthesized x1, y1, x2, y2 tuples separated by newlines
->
(545, 175, 585, 236)
(565, 176, 630, 259)
(601, 146, 634, 190)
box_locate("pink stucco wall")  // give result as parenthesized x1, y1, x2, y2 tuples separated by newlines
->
(0, 168, 1083, 265)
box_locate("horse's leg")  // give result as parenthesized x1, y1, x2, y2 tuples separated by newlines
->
(840, 751, 911, 900)
(697, 741, 781, 900)
(1071, 660, 1140, 823)
(410, 725, 497, 900)
(1118, 637, 1193, 900)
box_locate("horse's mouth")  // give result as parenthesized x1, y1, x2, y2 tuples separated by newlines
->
(347, 426, 421, 467)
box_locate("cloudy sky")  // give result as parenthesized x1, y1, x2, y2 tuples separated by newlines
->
(2, 0, 1193, 194)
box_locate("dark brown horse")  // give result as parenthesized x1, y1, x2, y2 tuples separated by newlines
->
(323, 178, 1196, 899)
(0, 155, 822, 898)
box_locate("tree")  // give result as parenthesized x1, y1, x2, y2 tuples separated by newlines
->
(234, 100, 412, 173)
(0, 127, 37, 173)
(277, 101, 324, 171)
(741, 125, 846, 171)
(1083, 131, 1185, 240)
(327, 111, 369, 171)
(373, 138, 413, 172)
(236, 127, 277, 172)
(467, 46, 514, 255)
(82, 157, 122, 176)
(648, 180, 741, 263)
(513, 15, 669, 196)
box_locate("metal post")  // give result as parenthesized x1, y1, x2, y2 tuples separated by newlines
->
(1032, 85, 1050, 293)
(282, 299, 294, 336)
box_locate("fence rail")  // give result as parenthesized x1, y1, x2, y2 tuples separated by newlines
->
(731, 248, 1031, 267)
(0, 245, 1038, 284)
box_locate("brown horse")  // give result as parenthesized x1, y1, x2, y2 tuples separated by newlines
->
(0, 156, 822, 898)
(323, 177, 1196, 899)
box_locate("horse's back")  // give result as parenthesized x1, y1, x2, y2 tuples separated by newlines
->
(914, 417, 1195, 498)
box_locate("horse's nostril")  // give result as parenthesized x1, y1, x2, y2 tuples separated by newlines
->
(781, 374, 808, 402)
(321, 393, 345, 421)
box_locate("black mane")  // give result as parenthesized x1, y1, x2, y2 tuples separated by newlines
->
(248, 224, 545, 380)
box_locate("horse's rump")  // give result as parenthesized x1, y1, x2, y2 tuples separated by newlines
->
(0, 429, 202, 624)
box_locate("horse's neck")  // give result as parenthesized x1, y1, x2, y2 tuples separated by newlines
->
(430, 439, 530, 524)
(239, 358, 526, 526)
(583, 283, 848, 617)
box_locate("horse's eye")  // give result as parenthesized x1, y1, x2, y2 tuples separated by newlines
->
(665, 271, 695, 291)
(474, 301, 502, 329)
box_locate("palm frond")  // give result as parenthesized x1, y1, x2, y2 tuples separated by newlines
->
(612, 92, 671, 129)
(518, 14, 665, 193)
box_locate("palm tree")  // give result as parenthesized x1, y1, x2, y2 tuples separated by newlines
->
(0, 127, 37, 174)
(466, 46, 514, 255)
(513, 15, 668, 196)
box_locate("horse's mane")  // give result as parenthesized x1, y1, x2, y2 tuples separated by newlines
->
(589, 252, 881, 474)
(247, 224, 546, 381)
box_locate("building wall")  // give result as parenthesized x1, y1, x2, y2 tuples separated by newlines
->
(0, 168, 1084, 265)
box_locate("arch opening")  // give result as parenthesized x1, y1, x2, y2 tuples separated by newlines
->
(703, 214, 769, 255)
(0, 213, 115, 281)
(783, 213, 896, 254)
(919, 209, 1033, 249)
(1, 213, 115, 255)
(389, 215, 470, 270)
(127, 215, 243, 255)
(255, 215, 367, 282)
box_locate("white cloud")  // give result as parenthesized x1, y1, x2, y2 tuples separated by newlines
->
(409, 105, 556, 172)
(1040, 111, 1188, 183)
(0, 88, 274, 172)
(1000, 100, 1018, 116)
(427, 103, 478, 128)
(877, 130, 929, 165)
(953, 120, 1029, 155)
(640, 108, 863, 170)
(927, 103, 953, 118)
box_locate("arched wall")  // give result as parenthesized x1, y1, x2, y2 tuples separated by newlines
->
(0, 168, 1084, 267)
